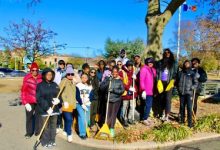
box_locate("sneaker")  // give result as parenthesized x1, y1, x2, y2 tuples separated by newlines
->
(24, 134, 32, 139)
(110, 128, 115, 138)
(128, 119, 135, 125)
(51, 142, 56, 146)
(123, 120, 129, 127)
(62, 131, 67, 136)
(67, 135, 73, 142)
(142, 120, 150, 126)
(47, 143, 52, 148)
(80, 135, 87, 140)
(56, 128, 61, 134)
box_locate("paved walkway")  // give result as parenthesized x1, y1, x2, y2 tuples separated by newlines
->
(0, 93, 219, 150)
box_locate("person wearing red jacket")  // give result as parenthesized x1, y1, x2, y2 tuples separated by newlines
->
(21, 62, 42, 139)
(121, 61, 138, 126)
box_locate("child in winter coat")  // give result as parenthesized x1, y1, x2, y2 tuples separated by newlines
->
(36, 68, 60, 148)
(76, 73, 93, 139)
(140, 58, 156, 126)
(177, 60, 198, 128)
(121, 60, 138, 126)
(100, 66, 125, 137)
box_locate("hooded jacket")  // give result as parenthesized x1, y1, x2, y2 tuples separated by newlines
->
(177, 68, 198, 95)
(140, 65, 156, 96)
(21, 73, 42, 105)
(36, 68, 60, 115)
(100, 76, 125, 103)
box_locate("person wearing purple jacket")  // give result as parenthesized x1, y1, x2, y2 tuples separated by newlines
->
(140, 57, 156, 126)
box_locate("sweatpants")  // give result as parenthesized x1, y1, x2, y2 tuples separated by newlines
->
(122, 100, 136, 121)
(39, 115, 57, 146)
(107, 101, 121, 128)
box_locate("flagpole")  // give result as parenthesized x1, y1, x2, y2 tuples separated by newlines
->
(177, 5, 181, 62)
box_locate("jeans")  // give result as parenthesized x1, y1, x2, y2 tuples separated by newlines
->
(143, 96, 153, 120)
(76, 104, 90, 137)
(107, 101, 121, 128)
(90, 100, 98, 126)
(122, 100, 136, 121)
(39, 115, 57, 146)
(180, 94, 192, 127)
(63, 112, 73, 136)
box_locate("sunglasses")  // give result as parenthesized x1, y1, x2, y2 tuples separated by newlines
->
(117, 63, 122, 66)
(59, 63, 65, 65)
(90, 71, 96, 74)
(165, 51, 170, 54)
(31, 70, 38, 72)
(67, 73, 74, 76)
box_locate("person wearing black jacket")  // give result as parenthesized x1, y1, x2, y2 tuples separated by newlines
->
(176, 60, 198, 128)
(100, 66, 125, 137)
(156, 48, 178, 121)
(89, 68, 99, 131)
(36, 68, 60, 148)
(191, 58, 207, 115)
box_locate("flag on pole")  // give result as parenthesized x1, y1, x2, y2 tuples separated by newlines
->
(183, 4, 197, 12)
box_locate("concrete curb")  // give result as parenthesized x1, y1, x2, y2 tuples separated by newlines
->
(58, 132, 220, 150)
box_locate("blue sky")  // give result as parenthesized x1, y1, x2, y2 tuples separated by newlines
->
(0, 0, 206, 57)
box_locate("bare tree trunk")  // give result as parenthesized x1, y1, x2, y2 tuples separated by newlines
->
(144, 0, 186, 59)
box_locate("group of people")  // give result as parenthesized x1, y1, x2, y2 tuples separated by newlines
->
(21, 48, 207, 148)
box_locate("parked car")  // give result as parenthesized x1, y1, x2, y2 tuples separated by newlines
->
(0, 71, 5, 78)
(0, 68, 13, 76)
(10, 70, 26, 77)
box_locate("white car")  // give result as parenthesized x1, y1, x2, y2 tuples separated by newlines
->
(0, 71, 5, 78)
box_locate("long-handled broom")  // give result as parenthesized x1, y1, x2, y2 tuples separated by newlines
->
(132, 78, 135, 123)
(95, 78, 112, 138)
(33, 82, 65, 150)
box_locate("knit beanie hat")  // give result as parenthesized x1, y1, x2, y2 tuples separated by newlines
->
(66, 64, 74, 74)
(30, 62, 39, 70)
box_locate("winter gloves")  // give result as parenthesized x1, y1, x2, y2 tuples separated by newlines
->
(47, 107, 53, 115)
(63, 102, 69, 109)
(52, 98, 60, 105)
(25, 104, 32, 112)
(142, 91, 147, 99)
(157, 80, 164, 94)
(165, 79, 175, 91)
(81, 104, 88, 111)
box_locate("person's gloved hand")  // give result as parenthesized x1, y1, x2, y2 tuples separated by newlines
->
(195, 73, 200, 79)
(81, 104, 88, 111)
(63, 102, 69, 109)
(25, 103, 32, 112)
(47, 107, 53, 115)
(108, 88, 113, 92)
(132, 74, 137, 80)
(165, 79, 175, 91)
(85, 101, 91, 106)
(129, 87, 136, 92)
(157, 80, 164, 94)
(52, 98, 60, 105)
(142, 91, 147, 99)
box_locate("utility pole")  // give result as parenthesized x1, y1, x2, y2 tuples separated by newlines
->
(177, 5, 182, 62)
